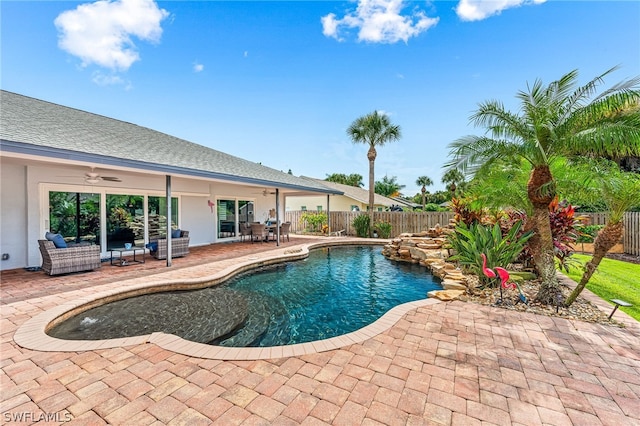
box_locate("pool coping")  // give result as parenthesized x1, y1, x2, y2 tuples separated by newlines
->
(14, 238, 442, 360)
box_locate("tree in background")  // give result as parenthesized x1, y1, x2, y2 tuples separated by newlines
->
(415, 176, 433, 210)
(441, 169, 466, 196)
(446, 67, 640, 304)
(348, 111, 401, 235)
(325, 173, 364, 187)
(375, 175, 405, 197)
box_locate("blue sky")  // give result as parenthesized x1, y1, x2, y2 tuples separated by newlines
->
(2, 0, 639, 195)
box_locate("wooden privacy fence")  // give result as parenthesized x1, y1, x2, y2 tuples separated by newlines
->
(284, 211, 455, 237)
(285, 210, 640, 256)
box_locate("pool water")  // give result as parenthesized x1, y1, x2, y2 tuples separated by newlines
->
(48, 246, 442, 347)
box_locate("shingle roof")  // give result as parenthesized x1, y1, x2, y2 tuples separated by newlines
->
(300, 177, 398, 206)
(0, 90, 340, 194)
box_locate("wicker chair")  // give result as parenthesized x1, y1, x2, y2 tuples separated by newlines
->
(149, 230, 190, 259)
(239, 222, 252, 242)
(38, 240, 102, 275)
(279, 222, 291, 242)
(250, 223, 268, 243)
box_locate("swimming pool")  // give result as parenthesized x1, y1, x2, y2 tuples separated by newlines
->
(47, 246, 442, 347)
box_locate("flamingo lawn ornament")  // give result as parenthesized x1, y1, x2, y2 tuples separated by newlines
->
(480, 254, 527, 305)
(480, 253, 496, 279)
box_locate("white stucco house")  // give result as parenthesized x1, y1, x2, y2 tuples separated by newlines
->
(286, 177, 403, 212)
(0, 91, 342, 271)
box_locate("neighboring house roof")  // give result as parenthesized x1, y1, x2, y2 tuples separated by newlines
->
(299, 177, 399, 207)
(0, 90, 340, 195)
(391, 196, 420, 209)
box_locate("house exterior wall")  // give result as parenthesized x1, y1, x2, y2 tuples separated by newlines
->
(0, 158, 288, 271)
(0, 162, 28, 270)
(286, 194, 385, 212)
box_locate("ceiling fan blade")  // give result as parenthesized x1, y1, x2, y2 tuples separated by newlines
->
(101, 176, 121, 182)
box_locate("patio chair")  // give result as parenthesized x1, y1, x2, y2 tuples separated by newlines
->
(279, 222, 291, 242)
(250, 223, 268, 243)
(239, 222, 252, 242)
(149, 230, 190, 259)
(38, 240, 101, 275)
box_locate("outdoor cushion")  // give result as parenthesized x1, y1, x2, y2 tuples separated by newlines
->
(45, 232, 67, 248)
(146, 242, 158, 252)
(171, 228, 182, 238)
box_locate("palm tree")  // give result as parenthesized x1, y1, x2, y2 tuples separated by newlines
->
(565, 164, 640, 306)
(445, 67, 640, 304)
(441, 169, 465, 196)
(415, 176, 433, 210)
(375, 175, 405, 197)
(348, 111, 401, 235)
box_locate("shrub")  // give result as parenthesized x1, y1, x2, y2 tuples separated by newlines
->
(575, 224, 604, 243)
(447, 220, 533, 285)
(300, 211, 327, 233)
(352, 214, 370, 238)
(374, 221, 392, 238)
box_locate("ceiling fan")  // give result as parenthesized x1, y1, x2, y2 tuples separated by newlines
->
(84, 168, 121, 184)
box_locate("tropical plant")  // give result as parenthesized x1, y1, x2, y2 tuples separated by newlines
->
(415, 175, 433, 210)
(450, 197, 486, 226)
(352, 214, 371, 238)
(565, 168, 640, 306)
(300, 211, 327, 233)
(447, 221, 533, 285)
(348, 111, 401, 236)
(445, 67, 640, 304)
(374, 221, 393, 238)
(325, 173, 364, 187)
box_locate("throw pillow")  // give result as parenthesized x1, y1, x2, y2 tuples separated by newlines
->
(145, 242, 158, 252)
(171, 229, 182, 238)
(45, 232, 67, 248)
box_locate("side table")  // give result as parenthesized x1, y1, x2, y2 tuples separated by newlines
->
(109, 247, 146, 266)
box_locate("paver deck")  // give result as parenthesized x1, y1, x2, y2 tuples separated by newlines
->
(2, 235, 639, 425)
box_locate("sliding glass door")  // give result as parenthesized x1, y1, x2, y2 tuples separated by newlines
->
(217, 199, 254, 239)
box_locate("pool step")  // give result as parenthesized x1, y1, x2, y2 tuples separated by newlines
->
(217, 292, 287, 347)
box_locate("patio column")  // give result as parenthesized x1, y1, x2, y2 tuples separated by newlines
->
(275, 188, 280, 246)
(166, 175, 172, 267)
(327, 194, 331, 232)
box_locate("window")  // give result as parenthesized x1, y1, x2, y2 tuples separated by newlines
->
(148, 196, 179, 240)
(106, 194, 144, 249)
(301, 206, 307, 211)
(316, 206, 323, 212)
(49, 191, 100, 245)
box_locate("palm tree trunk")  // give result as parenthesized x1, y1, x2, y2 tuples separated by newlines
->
(565, 221, 623, 306)
(527, 165, 561, 305)
(368, 147, 376, 237)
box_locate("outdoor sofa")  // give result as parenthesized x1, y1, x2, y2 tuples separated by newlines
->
(148, 230, 190, 260)
(38, 239, 102, 275)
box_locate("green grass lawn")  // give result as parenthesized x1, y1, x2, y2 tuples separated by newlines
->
(563, 254, 640, 322)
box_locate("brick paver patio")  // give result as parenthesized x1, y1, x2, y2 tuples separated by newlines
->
(1, 236, 639, 425)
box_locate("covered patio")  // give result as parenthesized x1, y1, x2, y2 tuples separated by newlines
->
(1, 236, 639, 424)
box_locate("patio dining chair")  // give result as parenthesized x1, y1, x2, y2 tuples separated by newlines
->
(279, 222, 291, 242)
(250, 223, 268, 243)
(239, 222, 252, 242)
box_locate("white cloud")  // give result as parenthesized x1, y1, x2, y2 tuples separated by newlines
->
(55, 0, 169, 71)
(321, 0, 439, 44)
(193, 62, 204, 73)
(455, 0, 546, 22)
